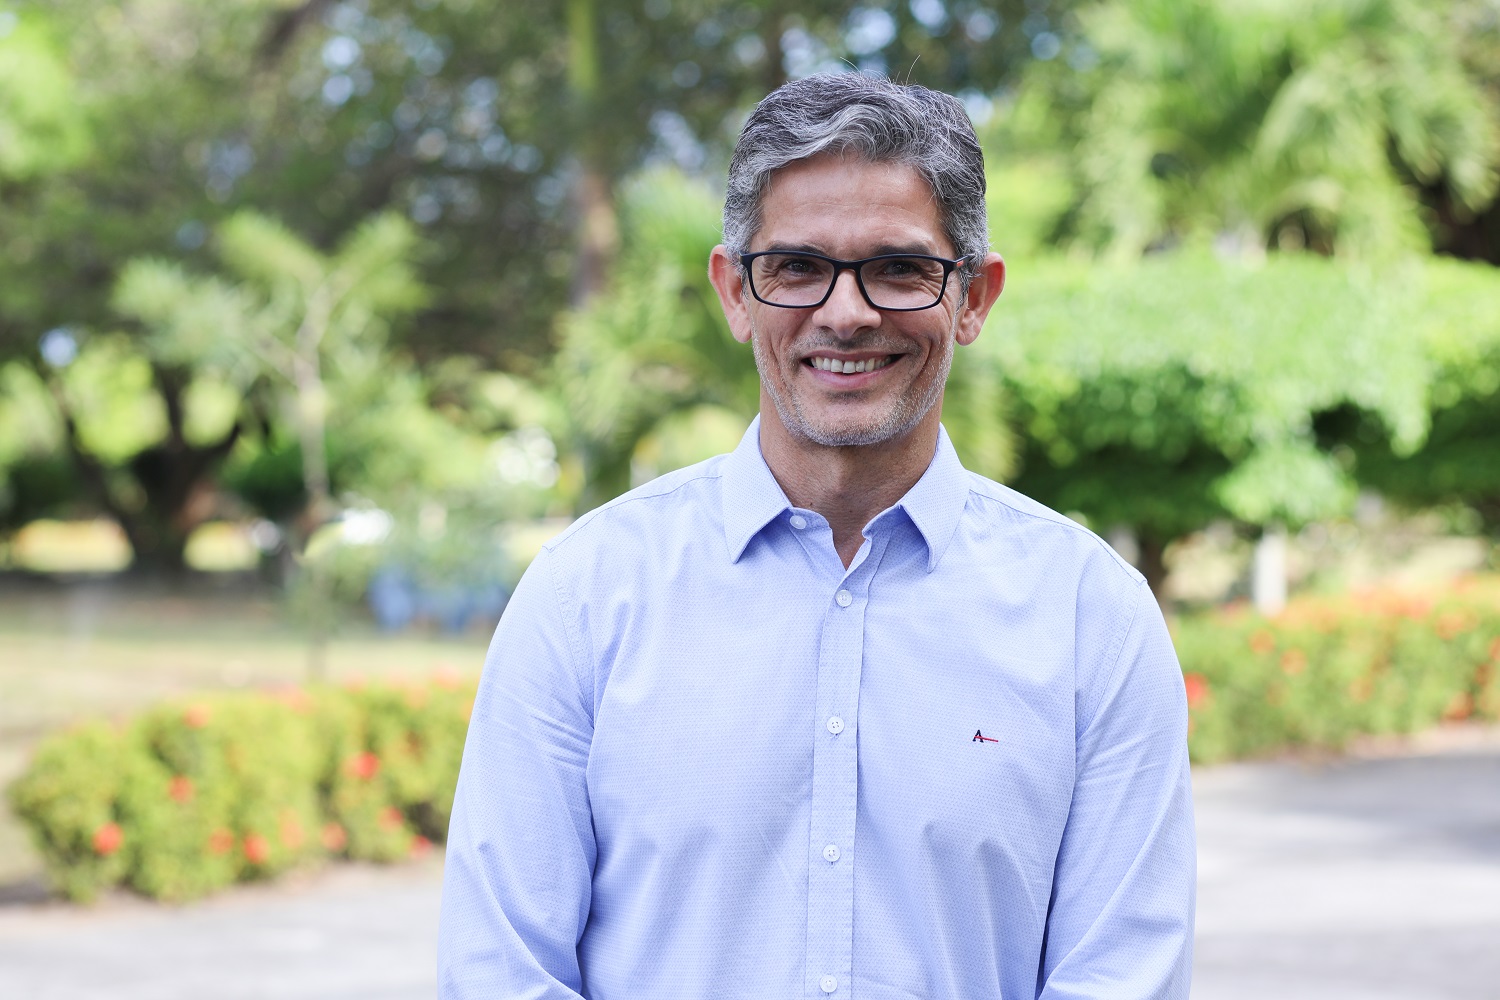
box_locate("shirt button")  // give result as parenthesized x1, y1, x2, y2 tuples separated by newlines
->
(820, 975, 838, 993)
(835, 589, 852, 607)
(822, 843, 840, 863)
(789, 514, 808, 530)
(826, 716, 844, 735)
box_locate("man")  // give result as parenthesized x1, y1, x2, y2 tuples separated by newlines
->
(439, 73, 1194, 999)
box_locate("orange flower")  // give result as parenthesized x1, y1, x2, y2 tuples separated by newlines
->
(168, 775, 194, 803)
(379, 806, 405, 831)
(1182, 673, 1210, 710)
(207, 828, 235, 855)
(1248, 630, 1276, 654)
(92, 822, 124, 857)
(243, 833, 270, 865)
(279, 812, 305, 850)
(1280, 649, 1307, 676)
(346, 751, 381, 781)
(320, 822, 348, 852)
(272, 687, 313, 714)
(1434, 611, 1475, 641)
(410, 835, 433, 858)
(183, 703, 212, 728)
(1443, 692, 1474, 722)
(1348, 675, 1373, 703)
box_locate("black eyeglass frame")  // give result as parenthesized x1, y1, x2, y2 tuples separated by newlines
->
(738, 250, 973, 312)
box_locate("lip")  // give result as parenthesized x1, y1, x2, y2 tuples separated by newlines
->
(801, 352, 902, 388)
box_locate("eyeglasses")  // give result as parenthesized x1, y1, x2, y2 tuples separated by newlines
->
(739, 250, 971, 312)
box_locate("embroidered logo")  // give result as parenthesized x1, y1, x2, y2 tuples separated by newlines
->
(972, 729, 998, 743)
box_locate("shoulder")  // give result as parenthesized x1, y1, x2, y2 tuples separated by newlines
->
(960, 470, 1144, 589)
(542, 455, 730, 564)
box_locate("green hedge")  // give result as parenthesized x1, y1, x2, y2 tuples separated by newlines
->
(8, 678, 474, 902)
(1175, 577, 1500, 764)
(9, 578, 1500, 901)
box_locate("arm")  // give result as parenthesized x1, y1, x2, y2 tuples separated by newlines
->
(438, 547, 596, 999)
(1038, 579, 1196, 1000)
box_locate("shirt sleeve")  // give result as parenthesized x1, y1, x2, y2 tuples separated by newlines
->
(438, 546, 596, 999)
(1037, 577, 1196, 1000)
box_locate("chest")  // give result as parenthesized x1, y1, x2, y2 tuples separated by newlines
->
(582, 567, 1078, 863)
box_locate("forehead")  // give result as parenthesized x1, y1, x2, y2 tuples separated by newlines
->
(754, 154, 948, 255)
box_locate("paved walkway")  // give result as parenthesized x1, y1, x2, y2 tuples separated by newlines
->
(2, 737, 1497, 999)
(1192, 738, 1500, 1000)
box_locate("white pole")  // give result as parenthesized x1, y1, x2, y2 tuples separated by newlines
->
(1252, 524, 1288, 616)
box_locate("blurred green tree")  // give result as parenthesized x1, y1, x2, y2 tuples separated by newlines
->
(0, 0, 1068, 542)
(1318, 259, 1500, 542)
(115, 211, 426, 548)
(985, 252, 1457, 597)
(1018, 0, 1500, 260)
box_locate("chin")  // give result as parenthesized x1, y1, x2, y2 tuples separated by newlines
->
(785, 403, 931, 448)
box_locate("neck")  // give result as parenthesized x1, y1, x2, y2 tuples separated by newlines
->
(757, 397, 940, 568)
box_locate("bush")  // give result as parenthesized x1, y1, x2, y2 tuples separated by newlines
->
(9, 576, 1500, 901)
(8, 678, 475, 902)
(1176, 577, 1500, 763)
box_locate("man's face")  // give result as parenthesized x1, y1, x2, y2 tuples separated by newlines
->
(710, 154, 1001, 449)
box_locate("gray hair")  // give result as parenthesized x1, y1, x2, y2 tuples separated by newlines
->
(723, 73, 988, 279)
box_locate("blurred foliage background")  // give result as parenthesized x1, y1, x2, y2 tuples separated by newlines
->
(1, 0, 1499, 615)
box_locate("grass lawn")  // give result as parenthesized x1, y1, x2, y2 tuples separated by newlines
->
(0, 575, 492, 889)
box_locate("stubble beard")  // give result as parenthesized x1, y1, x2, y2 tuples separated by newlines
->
(750, 317, 955, 448)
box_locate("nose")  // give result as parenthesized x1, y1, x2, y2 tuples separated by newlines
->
(813, 268, 881, 337)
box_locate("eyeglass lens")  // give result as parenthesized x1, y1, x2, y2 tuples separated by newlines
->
(749, 253, 950, 309)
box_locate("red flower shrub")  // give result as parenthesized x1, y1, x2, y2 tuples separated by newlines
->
(243, 833, 270, 865)
(1248, 630, 1275, 654)
(378, 806, 405, 831)
(321, 822, 348, 852)
(168, 775, 194, 803)
(279, 812, 305, 850)
(410, 835, 432, 858)
(183, 703, 212, 729)
(92, 822, 123, 857)
(346, 751, 381, 781)
(1183, 673, 1210, 710)
(207, 828, 235, 855)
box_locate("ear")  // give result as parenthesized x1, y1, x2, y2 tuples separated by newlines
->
(708, 245, 755, 345)
(953, 252, 1006, 347)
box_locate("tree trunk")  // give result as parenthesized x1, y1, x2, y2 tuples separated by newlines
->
(292, 353, 332, 680)
(50, 366, 240, 579)
(1137, 531, 1171, 613)
(566, 0, 618, 307)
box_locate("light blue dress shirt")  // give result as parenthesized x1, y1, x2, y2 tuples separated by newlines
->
(439, 418, 1195, 999)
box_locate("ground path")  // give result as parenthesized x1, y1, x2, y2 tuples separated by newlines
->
(2, 732, 1497, 999)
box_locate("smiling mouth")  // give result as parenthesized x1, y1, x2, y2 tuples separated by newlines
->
(806, 355, 897, 374)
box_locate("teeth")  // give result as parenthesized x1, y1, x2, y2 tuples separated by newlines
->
(810, 355, 893, 374)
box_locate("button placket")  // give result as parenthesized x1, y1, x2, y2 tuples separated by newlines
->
(804, 531, 893, 1000)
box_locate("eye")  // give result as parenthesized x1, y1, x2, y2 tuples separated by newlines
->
(872, 257, 938, 280)
(758, 253, 831, 282)
(778, 256, 823, 275)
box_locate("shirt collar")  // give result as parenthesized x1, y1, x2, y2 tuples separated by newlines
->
(720, 415, 971, 571)
(894, 424, 969, 573)
(721, 415, 793, 563)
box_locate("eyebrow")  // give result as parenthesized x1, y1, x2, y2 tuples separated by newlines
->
(759, 241, 943, 257)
